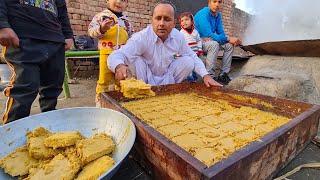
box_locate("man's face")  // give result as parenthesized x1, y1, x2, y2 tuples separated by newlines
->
(152, 4, 175, 41)
(180, 16, 193, 29)
(208, 0, 222, 13)
(108, 0, 128, 13)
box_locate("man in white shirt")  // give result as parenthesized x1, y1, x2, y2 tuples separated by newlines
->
(108, 0, 221, 87)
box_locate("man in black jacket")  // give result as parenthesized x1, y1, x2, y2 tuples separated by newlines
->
(0, 0, 74, 124)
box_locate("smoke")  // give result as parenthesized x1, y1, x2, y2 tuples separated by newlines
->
(241, 0, 320, 45)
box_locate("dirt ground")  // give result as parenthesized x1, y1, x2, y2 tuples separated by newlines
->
(0, 79, 97, 117)
(31, 79, 97, 115)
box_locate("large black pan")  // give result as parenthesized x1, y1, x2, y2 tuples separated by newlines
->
(241, 39, 320, 57)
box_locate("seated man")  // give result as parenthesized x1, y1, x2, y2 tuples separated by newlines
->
(194, 0, 241, 85)
(107, 0, 221, 87)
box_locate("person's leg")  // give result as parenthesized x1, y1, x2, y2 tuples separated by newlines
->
(38, 41, 65, 112)
(215, 43, 234, 85)
(129, 57, 161, 85)
(97, 51, 114, 94)
(132, 58, 148, 83)
(168, 56, 194, 83)
(220, 43, 234, 74)
(202, 40, 219, 75)
(2, 39, 41, 124)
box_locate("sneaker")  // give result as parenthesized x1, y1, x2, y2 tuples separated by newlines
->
(217, 72, 231, 85)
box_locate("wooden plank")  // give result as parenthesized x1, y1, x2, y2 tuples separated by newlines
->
(101, 83, 320, 179)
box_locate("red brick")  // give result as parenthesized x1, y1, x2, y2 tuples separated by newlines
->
(67, 0, 247, 38)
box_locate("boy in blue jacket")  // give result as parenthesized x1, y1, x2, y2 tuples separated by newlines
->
(194, 0, 241, 85)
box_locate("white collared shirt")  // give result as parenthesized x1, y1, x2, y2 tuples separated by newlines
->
(108, 25, 208, 79)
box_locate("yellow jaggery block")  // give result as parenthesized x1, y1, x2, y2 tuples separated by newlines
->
(0, 146, 38, 177)
(1, 128, 117, 179)
(158, 124, 189, 138)
(27, 154, 81, 180)
(119, 78, 155, 99)
(193, 148, 216, 166)
(75, 156, 115, 180)
(26, 127, 60, 160)
(76, 133, 115, 165)
(122, 93, 290, 167)
(172, 134, 206, 152)
(44, 131, 83, 149)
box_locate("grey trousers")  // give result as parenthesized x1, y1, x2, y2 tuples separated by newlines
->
(202, 40, 234, 75)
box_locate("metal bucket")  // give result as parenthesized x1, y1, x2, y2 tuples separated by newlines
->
(0, 107, 136, 180)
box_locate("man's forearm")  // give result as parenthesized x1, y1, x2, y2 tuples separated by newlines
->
(210, 33, 228, 44)
(107, 52, 125, 73)
(194, 56, 209, 78)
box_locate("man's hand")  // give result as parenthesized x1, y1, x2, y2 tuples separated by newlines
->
(100, 18, 115, 34)
(228, 37, 242, 46)
(115, 64, 130, 81)
(0, 28, 19, 48)
(203, 75, 223, 87)
(65, 38, 74, 51)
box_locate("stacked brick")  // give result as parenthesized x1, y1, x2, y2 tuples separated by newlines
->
(67, 58, 99, 78)
(232, 7, 251, 39)
(67, 0, 157, 35)
(67, 0, 238, 36)
(67, 0, 107, 35)
(220, 0, 234, 37)
(125, 0, 156, 32)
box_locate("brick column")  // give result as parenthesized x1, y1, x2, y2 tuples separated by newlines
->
(221, 0, 234, 37)
(67, 0, 157, 35)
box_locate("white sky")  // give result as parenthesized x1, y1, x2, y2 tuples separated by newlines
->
(234, 0, 245, 9)
(234, 0, 252, 13)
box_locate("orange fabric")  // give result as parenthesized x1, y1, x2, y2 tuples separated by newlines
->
(1, 47, 16, 124)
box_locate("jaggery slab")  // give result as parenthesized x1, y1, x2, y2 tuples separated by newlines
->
(26, 127, 60, 160)
(119, 78, 155, 99)
(27, 154, 81, 180)
(44, 131, 83, 149)
(76, 133, 115, 165)
(0, 146, 38, 177)
(75, 155, 115, 180)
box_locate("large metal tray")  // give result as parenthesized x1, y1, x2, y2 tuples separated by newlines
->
(0, 107, 136, 180)
(101, 83, 320, 180)
(241, 39, 320, 57)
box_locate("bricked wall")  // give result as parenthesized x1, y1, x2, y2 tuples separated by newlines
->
(65, 0, 251, 78)
(67, 58, 99, 78)
(221, 0, 234, 37)
(67, 0, 156, 35)
(67, 0, 237, 36)
(232, 6, 251, 39)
